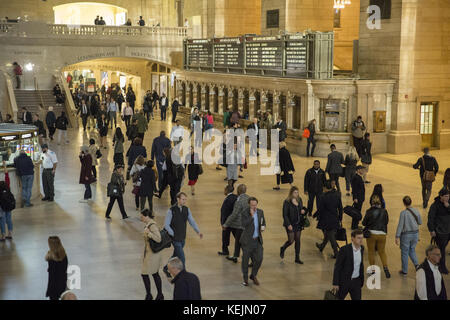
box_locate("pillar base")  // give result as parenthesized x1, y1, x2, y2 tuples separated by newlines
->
(387, 130, 421, 154)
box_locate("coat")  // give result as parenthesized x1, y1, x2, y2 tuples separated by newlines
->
(46, 256, 68, 298)
(223, 193, 250, 230)
(351, 174, 365, 202)
(79, 154, 95, 185)
(141, 219, 164, 275)
(332, 244, 364, 287)
(326, 150, 344, 175)
(126, 145, 147, 167)
(88, 144, 98, 166)
(151, 136, 171, 161)
(304, 167, 326, 194)
(316, 190, 343, 231)
(110, 172, 125, 195)
(278, 147, 295, 174)
(362, 207, 389, 233)
(413, 154, 439, 179)
(133, 113, 148, 133)
(282, 199, 305, 227)
(186, 153, 201, 181)
(172, 270, 202, 300)
(240, 208, 266, 248)
(45, 111, 56, 127)
(274, 120, 287, 141)
(427, 196, 450, 234)
(360, 139, 372, 165)
(139, 167, 157, 196)
(221, 194, 238, 225)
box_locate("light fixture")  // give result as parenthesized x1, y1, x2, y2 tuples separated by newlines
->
(344, 0, 351, 5)
(25, 63, 34, 71)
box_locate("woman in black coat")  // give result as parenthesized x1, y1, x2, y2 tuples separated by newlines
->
(126, 137, 147, 180)
(185, 146, 201, 196)
(45, 236, 68, 300)
(280, 186, 307, 264)
(97, 113, 108, 149)
(274, 142, 295, 190)
(315, 180, 343, 258)
(360, 132, 372, 183)
(139, 160, 157, 212)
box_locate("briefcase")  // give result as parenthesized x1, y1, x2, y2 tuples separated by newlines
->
(336, 227, 348, 244)
(324, 290, 338, 300)
(344, 205, 362, 221)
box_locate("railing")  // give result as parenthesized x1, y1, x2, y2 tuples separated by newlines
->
(54, 74, 79, 129)
(0, 21, 191, 38)
(1, 71, 18, 122)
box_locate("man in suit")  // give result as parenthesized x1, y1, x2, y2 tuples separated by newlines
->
(332, 229, 365, 300)
(240, 197, 266, 286)
(274, 118, 287, 142)
(77, 99, 90, 131)
(218, 185, 238, 256)
(325, 144, 344, 192)
(304, 160, 326, 216)
(21, 107, 32, 124)
(247, 118, 260, 158)
(171, 98, 180, 123)
(413, 147, 439, 208)
(160, 93, 168, 121)
(224, 184, 250, 263)
(351, 166, 366, 230)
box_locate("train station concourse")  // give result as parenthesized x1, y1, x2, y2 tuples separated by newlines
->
(0, 0, 450, 304)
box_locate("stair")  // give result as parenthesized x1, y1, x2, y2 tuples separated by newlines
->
(13, 90, 66, 119)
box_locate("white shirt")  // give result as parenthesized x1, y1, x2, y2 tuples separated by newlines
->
(170, 125, 184, 142)
(41, 150, 58, 169)
(351, 243, 362, 279)
(161, 97, 167, 106)
(416, 260, 442, 300)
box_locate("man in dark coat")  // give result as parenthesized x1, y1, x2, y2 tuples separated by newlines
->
(151, 131, 171, 190)
(350, 166, 365, 230)
(45, 107, 57, 141)
(304, 160, 326, 216)
(413, 147, 439, 208)
(332, 229, 365, 300)
(171, 98, 180, 123)
(274, 118, 287, 142)
(218, 185, 238, 256)
(159, 93, 168, 121)
(427, 189, 450, 274)
(168, 257, 201, 300)
(21, 107, 33, 124)
(152, 90, 159, 110)
(325, 144, 344, 192)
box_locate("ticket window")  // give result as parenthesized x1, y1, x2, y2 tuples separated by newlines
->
(319, 99, 348, 132)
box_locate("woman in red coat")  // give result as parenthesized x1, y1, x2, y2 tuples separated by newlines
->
(79, 145, 95, 202)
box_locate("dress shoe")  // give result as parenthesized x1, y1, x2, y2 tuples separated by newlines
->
(105, 216, 111, 220)
(238, 175, 244, 178)
(226, 256, 238, 263)
(155, 293, 164, 300)
(364, 181, 371, 184)
(218, 251, 229, 256)
(273, 187, 280, 190)
(250, 275, 260, 285)
(122, 215, 129, 220)
(280, 246, 285, 259)
(145, 294, 153, 300)
(241, 280, 249, 286)
(315, 242, 323, 253)
(216, 167, 222, 170)
(295, 259, 304, 264)
(47, 198, 54, 202)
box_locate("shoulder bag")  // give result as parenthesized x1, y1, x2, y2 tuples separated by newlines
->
(107, 182, 120, 197)
(406, 208, 420, 226)
(148, 224, 172, 253)
(421, 157, 436, 182)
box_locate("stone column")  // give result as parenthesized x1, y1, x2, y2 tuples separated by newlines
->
(227, 86, 234, 111)
(186, 81, 192, 109)
(287, 91, 296, 129)
(192, 82, 198, 108)
(200, 83, 207, 110)
(261, 90, 268, 113)
(249, 89, 256, 119)
(273, 90, 281, 123)
(176, 80, 184, 102)
(218, 85, 225, 114)
(238, 88, 244, 115)
(209, 85, 216, 113)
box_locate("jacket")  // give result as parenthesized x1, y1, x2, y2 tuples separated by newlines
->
(326, 150, 344, 175)
(79, 154, 95, 185)
(110, 172, 125, 195)
(56, 115, 68, 130)
(223, 193, 250, 230)
(139, 167, 157, 196)
(345, 154, 358, 169)
(88, 144, 98, 166)
(126, 145, 147, 167)
(45, 111, 56, 127)
(395, 207, 422, 238)
(413, 154, 439, 179)
(240, 208, 266, 247)
(304, 167, 326, 194)
(23, 111, 32, 124)
(126, 124, 138, 141)
(133, 113, 148, 133)
(159, 96, 168, 109)
(427, 196, 450, 234)
(172, 100, 179, 112)
(142, 219, 164, 275)
(332, 244, 364, 287)
(279, 147, 295, 173)
(220, 194, 238, 226)
(282, 199, 305, 227)
(274, 120, 287, 141)
(316, 190, 343, 231)
(351, 174, 365, 201)
(307, 122, 316, 139)
(362, 207, 389, 233)
(351, 120, 366, 138)
(151, 136, 171, 161)
(360, 139, 372, 164)
(14, 153, 34, 176)
(46, 256, 68, 298)
(172, 270, 202, 300)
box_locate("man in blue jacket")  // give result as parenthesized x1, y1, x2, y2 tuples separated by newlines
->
(151, 131, 171, 190)
(14, 150, 35, 207)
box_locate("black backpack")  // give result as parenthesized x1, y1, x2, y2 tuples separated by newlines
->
(56, 117, 64, 129)
(0, 189, 16, 212)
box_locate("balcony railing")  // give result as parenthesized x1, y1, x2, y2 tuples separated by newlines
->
(0, 21, 191, 38)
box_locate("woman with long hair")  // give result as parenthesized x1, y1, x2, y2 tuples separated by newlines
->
(360, 132, 372, 183)
(344, 146, 359, 196)
(45, 236, 68, 300)
(185, 146, 201, 195)
(280, 186, 307, 264)
(113, 127, 125, 166)
(370, 184, 386, 209)
(140, 209, 164, 300)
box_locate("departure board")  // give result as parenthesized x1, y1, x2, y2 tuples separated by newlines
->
(245, 36, 283, 70)
(213, 38, 244, 68)
(185, 39, 212, 67)
(285, 36, 308, 74)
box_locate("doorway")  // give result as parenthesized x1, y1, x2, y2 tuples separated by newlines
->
(420, 102, 438, 149)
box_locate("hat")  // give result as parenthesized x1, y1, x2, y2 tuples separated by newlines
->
(41, 144, 48, 149)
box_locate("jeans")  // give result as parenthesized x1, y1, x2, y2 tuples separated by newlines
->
(109, 111, 117, 128)
(306, 137, 316, 157)
(21, 175, 34, 205)
(0, 211, 13, 234)
(84, 184, 92, 200)
(172, 240, 186, 266)
(57, 129, 68, 144)
(400, 232, 419, 273)
(160, 108, 166, 121)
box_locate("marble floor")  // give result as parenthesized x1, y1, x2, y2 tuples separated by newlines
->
(0, 116, 449, 300)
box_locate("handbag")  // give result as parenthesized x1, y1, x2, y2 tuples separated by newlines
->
(302, 128, 310, 139)
(96, 149, 102, 159)
(363, 227, 371, 239)
(107, 182, 120, 197)
(148, 226, 172, 253)
(336, 226, 348, 243)
(343, 205, 362, 221)
(280, 172, 293, 184)
(324, 290, 338, 300)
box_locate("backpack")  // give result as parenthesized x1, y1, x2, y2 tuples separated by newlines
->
(302, 128, 310, 139)
(0, 189, 16, 212)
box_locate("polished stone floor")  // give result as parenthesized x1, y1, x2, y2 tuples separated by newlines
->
(0, 115, 449, 300)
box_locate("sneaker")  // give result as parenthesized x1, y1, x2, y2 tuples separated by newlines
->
(399, 271, 408, 276)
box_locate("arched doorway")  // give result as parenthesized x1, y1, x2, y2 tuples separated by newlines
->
(53, 2, 128, 26)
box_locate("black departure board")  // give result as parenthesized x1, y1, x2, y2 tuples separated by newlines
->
(185, 39, 212, 67)
(213, 38, 244, 68)
(285, 36, 308, 74)
(245, 36, 283, 70)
